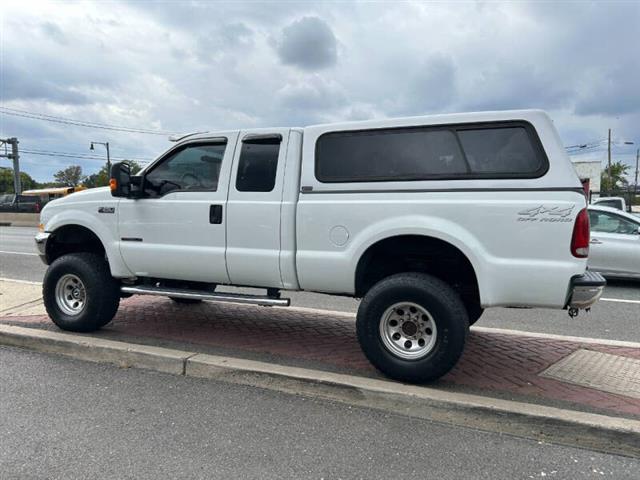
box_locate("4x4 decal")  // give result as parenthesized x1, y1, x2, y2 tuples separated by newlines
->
(517, 205, 574, 223)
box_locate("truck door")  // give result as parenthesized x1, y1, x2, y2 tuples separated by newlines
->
(118, 133, 238, 283)
(225, 129, 290, 287)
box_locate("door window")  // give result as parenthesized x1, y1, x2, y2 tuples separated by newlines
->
(589, 210, 639, 235)
(145, 142, 227, 196)
(235, 136, 281, 192)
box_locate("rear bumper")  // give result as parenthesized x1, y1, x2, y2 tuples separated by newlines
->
(566, 270, 606, 309)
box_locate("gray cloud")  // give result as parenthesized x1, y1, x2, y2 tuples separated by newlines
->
(1, 1, 639, 182)
(403, 55, 457, 114)
(275, 17, 337, 70)
(40, 22, 67, 45)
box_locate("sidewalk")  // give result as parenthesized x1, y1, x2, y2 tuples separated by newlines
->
(1, 279, 639, 420)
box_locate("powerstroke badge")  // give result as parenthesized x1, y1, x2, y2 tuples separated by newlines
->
(517, 205, 575, 223)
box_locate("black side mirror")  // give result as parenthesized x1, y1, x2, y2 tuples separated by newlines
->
(110, 162, 131, 197)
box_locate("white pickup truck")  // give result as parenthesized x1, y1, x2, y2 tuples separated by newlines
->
(35, 110, 605, 383)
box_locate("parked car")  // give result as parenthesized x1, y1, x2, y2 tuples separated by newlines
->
(35, 109, 605, 383)
(587, 205, 640, 279)
(0, 194, 41, 213)
(592, 196, 628, 212)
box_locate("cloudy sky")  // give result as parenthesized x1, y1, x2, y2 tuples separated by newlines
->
(1, 0, 638, 182)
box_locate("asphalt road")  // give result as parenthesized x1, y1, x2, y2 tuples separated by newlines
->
(1, 225, 638, 341)
(1, 345, 638, 479)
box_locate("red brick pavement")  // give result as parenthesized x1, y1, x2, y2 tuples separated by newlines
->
(3, 295, 640, 417)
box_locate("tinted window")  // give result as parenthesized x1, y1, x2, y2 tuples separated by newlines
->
(457, 127, 542, 174)
(315, 122, 546, 183)
(589, 210, 639, 235)
(236, 137, 280, 192)
(145, 142, 226, 196)
(594, 199, 622, 210)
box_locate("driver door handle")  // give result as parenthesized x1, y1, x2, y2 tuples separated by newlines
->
(210, 205, 223, 224)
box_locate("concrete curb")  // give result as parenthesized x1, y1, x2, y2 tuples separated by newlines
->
(1, 323, 639, 457)
(0, 324, 192, 375)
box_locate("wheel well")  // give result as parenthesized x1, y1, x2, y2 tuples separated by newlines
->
(355, 235, 480, 311)
(46, 225, 106, 264)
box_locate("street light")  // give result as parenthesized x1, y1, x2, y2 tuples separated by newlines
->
(90, 141, 111, 173)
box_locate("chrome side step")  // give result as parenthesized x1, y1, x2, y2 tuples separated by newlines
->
(120, 285, 290, 307)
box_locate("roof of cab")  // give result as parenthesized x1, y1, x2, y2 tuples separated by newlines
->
(171, 110, 550, 142)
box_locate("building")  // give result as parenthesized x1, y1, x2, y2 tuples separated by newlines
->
(571, 157, 601, 195)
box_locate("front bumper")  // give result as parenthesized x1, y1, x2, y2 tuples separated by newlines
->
(566, 270, 606, 309)
(34, 232, 51, 264)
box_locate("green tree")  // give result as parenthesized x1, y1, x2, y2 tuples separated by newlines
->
(0, 168, 39, 193)
(53, 165, 84, 187)
(83, 160, 143, 188)
(601, 161, 629, 192)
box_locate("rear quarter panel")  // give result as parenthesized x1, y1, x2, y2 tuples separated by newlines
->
(296, 110, 587, 308)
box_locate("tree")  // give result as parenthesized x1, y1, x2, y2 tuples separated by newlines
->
(54, 165, 83, 187)
(0, 168, 39, 193)
(83, 160, 143, 188)
(601, 161, 629, 193)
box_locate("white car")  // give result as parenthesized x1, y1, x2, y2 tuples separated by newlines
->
(587, 205, 640, 279)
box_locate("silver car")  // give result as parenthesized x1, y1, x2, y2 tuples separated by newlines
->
(587, 205, 640, 279)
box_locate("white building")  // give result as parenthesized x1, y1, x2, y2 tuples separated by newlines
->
(571, 157, 601, 194)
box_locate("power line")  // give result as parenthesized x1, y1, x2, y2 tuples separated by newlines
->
(21, 149, 150, 164)
(22, 148, 152, 162)
(0, 106, 178, 136)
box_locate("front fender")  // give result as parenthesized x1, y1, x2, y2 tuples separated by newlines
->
(43, 208, 133, 278)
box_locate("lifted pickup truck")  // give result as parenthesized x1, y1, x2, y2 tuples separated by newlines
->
(35, 110, 605, 383)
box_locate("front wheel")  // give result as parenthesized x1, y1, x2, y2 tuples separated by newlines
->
(43, 253, 120, 332)
(356, 273, 469, 383)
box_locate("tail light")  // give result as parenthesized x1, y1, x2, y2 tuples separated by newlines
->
(571, 208, 590, 258)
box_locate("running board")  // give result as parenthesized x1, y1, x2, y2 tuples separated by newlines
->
(120, 285, 290, 307)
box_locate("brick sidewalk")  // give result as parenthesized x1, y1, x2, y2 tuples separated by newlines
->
(2, 295, 640, 418)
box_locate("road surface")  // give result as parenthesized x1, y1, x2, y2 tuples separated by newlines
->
(1, 346, 638, 479)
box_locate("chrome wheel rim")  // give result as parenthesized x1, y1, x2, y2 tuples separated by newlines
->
(55, 274, 86, 316)
(379, 302, 437, 360)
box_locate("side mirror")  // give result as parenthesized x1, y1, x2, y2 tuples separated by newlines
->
(110, 162, 131, 197)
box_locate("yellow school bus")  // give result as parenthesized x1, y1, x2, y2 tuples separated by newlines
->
(21, 186, 87, 205)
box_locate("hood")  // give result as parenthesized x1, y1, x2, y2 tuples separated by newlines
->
(41, 186, 113, 214)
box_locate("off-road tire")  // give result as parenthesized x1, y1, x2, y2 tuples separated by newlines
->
(356, 272, 469, 383)
(467, 305, 484, 326)
(43, 252, 120, 332)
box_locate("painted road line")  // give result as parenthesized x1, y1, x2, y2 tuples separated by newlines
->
(281, 305, 640, 348)
(0, 250, 38, 256)
(601, 297, 640, 305)
(0, 277, 42, 285)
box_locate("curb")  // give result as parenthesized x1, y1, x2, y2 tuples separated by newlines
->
(1, 323, 639, 457)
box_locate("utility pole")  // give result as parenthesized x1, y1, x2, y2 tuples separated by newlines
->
(607, 128, 611, 193)
(0, 137, 21, 194)
(635, 148, 639, 196)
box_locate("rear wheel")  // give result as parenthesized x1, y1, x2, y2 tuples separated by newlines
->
(356, 272, 468, 383)
(43, 253, 120, 332)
